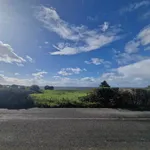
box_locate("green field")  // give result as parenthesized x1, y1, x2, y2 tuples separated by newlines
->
(31, 90, 96, 108)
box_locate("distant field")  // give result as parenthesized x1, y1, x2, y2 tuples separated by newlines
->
(31, 90, 96, 108)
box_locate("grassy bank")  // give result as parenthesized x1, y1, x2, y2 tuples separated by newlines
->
(30, 88, 150, 109)
(0, 86, 150, 109)
(31, 90, 97, 108)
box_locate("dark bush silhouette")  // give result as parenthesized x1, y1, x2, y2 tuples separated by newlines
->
(44, 85, 54, 90)
(100, 80, 110, 88)
(0, 88, 34, 109)
(10, 84, 19, 89)
(20, 85, 25, 90)
(30, 85, 40, 93)
(82, 87, 150, 109)
(120, 89, 150, 108)
(81, 88, 121, 107)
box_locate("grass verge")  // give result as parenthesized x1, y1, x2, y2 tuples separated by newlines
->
(30, 90, 98, 108)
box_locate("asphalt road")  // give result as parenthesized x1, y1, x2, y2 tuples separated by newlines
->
(0, 108, 150, 150)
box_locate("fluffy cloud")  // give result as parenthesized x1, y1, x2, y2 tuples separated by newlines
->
(14, 73, 20, 76)
(16, 63, 24, 67)
(125, 40, 140, 53)
(80, 77, 95, 82)
(144, 46, 150, 51)
(0, 74, 32, 86)
(0, 41, 26, 65)
(115, 52, 149, 65)
(116, 59, 150, 79)
(58, 67, 86, 76)
(1, 59, 150, 87)
(85, 58, 111, 67)
(124, 25, 150, 54)
(36, 6, 122, 55)
(32, 71, 48, 79)
(120, 1, 150, 14)
(85, 58, 104, 65)
(100, 22, 109, 32)
(44, 41, 49, 44)
(142, 11, 150, 19)
(87, 16, 98, 22)
(100, 59, 150, 87)
(26, 55, 34, 63)
(137, 25, 150, 45)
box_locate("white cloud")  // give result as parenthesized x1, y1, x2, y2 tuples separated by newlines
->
(53, 75, 61, 79)
(103, 61, 112, 68)
(142, 11, 150, 19)
(58, 67, 86, 76)
(16, 63, 24, 67)
(120, 1, 150, 14)
(87, 16, 98, 22)
(36, 6, 122, 55)
(58, 70, 72, 76)
(32, 71, 48, 79)
(100, 59, 150, 87)
(36, 69, 42, 72)
(117, 59, 150, 79)
(85, 58, 104, 65)
(26, 55, 34, 63)
(100, 22, 109, 32)
(14, 73, 20, 76)
(144, 46, 150, 51)
(125, 40, 140, 53)
(137, 25, 150, 45)
(1, 59, 150, 87)
(80, 77, 95, 82)
(0, 41, 26, 65)
(85, 58, 112, 67)
(124, 25, 150, 54)
(44, 41, 49, 44)
(115, 52, 149, 65)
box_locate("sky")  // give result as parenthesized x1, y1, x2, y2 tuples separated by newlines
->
(0, 0, 150, 87)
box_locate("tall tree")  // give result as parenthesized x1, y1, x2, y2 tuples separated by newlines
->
(100, 80, 110, 88)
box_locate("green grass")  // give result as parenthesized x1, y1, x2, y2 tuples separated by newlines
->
(30, 90, 97, 108)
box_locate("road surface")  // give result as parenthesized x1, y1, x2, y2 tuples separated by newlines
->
(0, 108, 150, 150)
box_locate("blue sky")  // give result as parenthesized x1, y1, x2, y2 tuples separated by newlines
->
(0, 0, 150, 87)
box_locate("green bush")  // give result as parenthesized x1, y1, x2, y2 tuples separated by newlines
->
(119, 89, 150, 108)
(44, 85, 54, 90)
(30, 85, 41, 93)
(81, 88, 121, 107)
(0, 88, 34, 109)
(82, 88, 150, 109)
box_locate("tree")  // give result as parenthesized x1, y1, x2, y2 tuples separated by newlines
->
(10, 84, 19, 89)
(44, 85, 54, 90)
(30, 85, 40, 92)
(147, 85, 150, 89)
(19, 86, 25, 90)
(99, 80, 110, 88)
(0, 84, 3, 88)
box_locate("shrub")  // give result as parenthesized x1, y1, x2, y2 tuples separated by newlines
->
(20, 86, 25, 90)
(81, 88, 121, 107)
(119, 88, 149, 108)
(131, 89, 148, 107)
(82, 87, 150, 109)
(99, 80, 110, 88)
(0, 88, 34, 109)
(44, 85, 54, 90)
(10, 84, 19, 89)
(30, 85, 40, 93)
